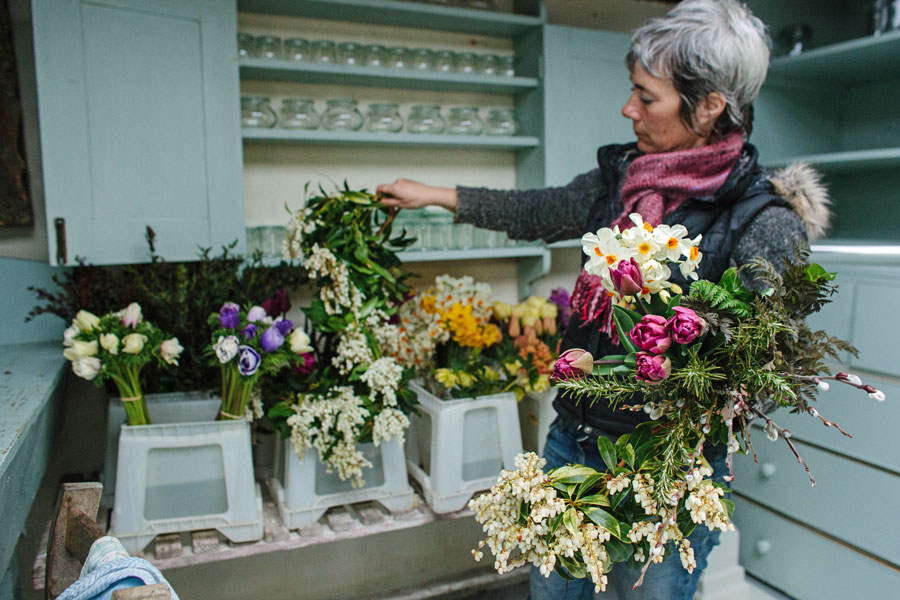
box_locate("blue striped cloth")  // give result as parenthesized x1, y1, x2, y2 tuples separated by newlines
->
(58, 543, 179, 600)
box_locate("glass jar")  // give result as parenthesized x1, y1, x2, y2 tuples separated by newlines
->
(433, 50, 456, 73)
(284, 37, 310, 61)
(280, 98, 319, 130)
(336, 42, 364, 66)
(388, 46, 411, 69)
(446, 106, 483, 135)
(241, 96, 277, 128)
(321, 98, 364, 131)
(364, 44, 388, 67)
(410, 48, 434, 71)
(499, 55, 516, 77)
(454, 52, 477, 74)
(476, 54, 499, 76)
(311, 40, 336, 63)
(407, 105, 445, 134)
(238, 33, 255, 58)
(484, 108, 519, 136)
(364, 102, 404, 133)
(256, 35, 282, 60)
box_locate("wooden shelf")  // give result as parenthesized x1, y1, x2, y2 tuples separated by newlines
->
(768, 30, 900, 85)
(239, 59, 539, 93)
(237, 0, 544, 37)
(398, 245, 545, 262)
(765, 147, 900, 173)
(242, 129, 540, 149)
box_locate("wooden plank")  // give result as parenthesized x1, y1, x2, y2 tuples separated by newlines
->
(46, 483, 103, 599)
(111, 583, 171, 600)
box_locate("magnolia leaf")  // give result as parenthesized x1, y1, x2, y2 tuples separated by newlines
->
(344, 191, 373, 205)
(605, 538, 634, 564)
(615, 433, 631, 457)
(597, 436, 617, 472)
(621, 443, 636, 469)
(611, 489, 630, 509)
(563, 507, 579, 537)
(551, 465, 599, 484)
(548, 513, 565, 533)
(576, 474, 605, 498)
(576, 493, 611, 507)
(632, 440, 654, 470)
(721, 498, 736, 517)
(550, 480, 571, 494)
(583, 507, 624, 540)
(557, 555, 587, 579)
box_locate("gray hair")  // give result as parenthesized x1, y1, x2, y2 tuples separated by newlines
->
(626, 0, 770, 138)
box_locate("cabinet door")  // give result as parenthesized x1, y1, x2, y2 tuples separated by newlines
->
(32, 0, 243, 266)
(541, 26, 633, 186)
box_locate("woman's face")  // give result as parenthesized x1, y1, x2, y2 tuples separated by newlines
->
(621, 64, 708, 154)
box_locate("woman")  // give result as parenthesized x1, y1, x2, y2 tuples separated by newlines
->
(378, 1, 828, 598)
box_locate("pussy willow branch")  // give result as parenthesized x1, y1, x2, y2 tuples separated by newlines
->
(748, 405, 815, 487)
(805, 406, 853, 437)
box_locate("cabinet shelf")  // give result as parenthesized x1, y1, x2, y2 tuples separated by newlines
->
(398, 245, 546, 262)
(768, 30, 900, 85)
(766, 147, 900, 173)
(242, 129, 540, 149)
(237, 0, 544, 37)
(239, 59, 539, 93)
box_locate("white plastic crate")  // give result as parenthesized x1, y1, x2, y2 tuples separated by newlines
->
(518, 389, 557, 456)
(103, 391, 221, 508)
(109, 402, 264, 554)
(406, 381, 523, 513)
(269, 438, 415, 530)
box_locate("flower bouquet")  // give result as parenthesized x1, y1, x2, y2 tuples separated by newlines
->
(397, 274, 510, 399)
(62, 303, 183, 425)
(268, 185, 418, 487)
(469, 214, 884, 592)
(208, 301, 311, 421)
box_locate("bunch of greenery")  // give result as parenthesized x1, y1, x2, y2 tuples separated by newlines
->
(29, 227, 307, 393)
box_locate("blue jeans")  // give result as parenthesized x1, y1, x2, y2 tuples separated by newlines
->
(529, 418, 724, 600)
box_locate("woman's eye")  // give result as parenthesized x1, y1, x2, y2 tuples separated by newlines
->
(640, 96, 654, 104)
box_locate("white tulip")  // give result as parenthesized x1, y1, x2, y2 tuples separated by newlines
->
(120, 302, 143, 328)
(100, 333, 119, 355)
(289, 328, 313, 354)
(62, 325, 80, 347)
(121, 333, 147, 354)
(160, 338, 184, 365)
(72, 357, 102, 380)
(73, 310, 100, 332)
(63, 340, 98, 361)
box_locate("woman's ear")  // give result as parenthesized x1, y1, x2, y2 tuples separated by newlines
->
(695, 92, 727, 133)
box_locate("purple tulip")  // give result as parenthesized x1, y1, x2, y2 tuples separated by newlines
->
(262, 288, 291, 317)
(260, 326, 284, 352)
(666, 306, 707, 344)
(275, 319, 293, 336)
(550, 348, 594, 381)
(291, 353, 315, 375)
(247, 305, 267, 323)
(241, 323, 257, 340)
(629, 315, 672, 354)
(218, 302, 240, 329)
(237, 345, 261, 376)
(635, 352, 671, 385)
(610, 257, 644, 297)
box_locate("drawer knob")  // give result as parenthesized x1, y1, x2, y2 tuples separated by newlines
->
(761, 462, 777, 478)
(756, 539, 772, 555)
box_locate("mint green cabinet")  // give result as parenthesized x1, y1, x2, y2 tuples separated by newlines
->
(31, 0, 243, 266)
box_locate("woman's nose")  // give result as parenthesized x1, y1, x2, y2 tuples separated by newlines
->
(622, 97, 639, 121)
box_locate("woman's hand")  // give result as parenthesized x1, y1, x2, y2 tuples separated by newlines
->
(376, 178, 458, 211)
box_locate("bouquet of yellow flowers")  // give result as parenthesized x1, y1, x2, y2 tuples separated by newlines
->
(397, 275, 507, 398)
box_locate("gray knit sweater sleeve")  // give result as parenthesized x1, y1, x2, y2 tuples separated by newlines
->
(454, 168, 608, 243)
(733, 205, 808, 291)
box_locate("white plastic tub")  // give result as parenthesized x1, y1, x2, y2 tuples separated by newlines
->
(269, 438, 415, 530)
(518, 389, 557, 455)
(406, 381, 523, 513)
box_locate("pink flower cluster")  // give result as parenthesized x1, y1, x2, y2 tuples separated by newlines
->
(631, 306, 707, 385)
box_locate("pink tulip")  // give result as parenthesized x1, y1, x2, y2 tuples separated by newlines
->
(666, 306, 707, 344)
(630, 315, 672, 354)
(551, 348, 594, 381)
(611, 257, 644, 297)
(635, 352, 671, 385)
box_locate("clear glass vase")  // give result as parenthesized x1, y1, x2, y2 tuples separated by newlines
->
(241, 96, 277, 128)
(322, 98, 364, 131)
(484, 108, 519, 136)
(446, 106, 483, 135)
(364, 102, 404, 133)
(407, 105, 445, 134)
(280, 98, 319, 130)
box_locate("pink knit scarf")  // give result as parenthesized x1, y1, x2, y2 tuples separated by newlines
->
(571, 133, 744, 337)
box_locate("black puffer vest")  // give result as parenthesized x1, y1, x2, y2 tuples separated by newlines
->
(552, 142, 789, 440)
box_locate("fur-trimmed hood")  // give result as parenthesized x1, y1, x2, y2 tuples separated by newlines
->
(769, 163, 831, 241)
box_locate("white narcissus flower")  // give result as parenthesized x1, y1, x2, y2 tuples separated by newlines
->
(652, 224, 691, 262)
(289, 328, 314, 354)
(120, 302, 143, 328)
(63, 340, 99, 361)
(62, 325, 80, 347)
(73, 310, 101, 332)
(160, 338, 184, 365)
(72, 357, 102, 380)
(100, 333, 119, 355)
(121, 333, 148, 354)
(214, 335, 240, 363)
(582, 228, 633, 277)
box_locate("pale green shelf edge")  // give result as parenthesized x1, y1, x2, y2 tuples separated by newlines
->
(260, 245, 548, 267)
(765, 147, 900, 173)
(237, 0, 545, 37)
(239, 60, 539, 93)
(768, 30, 900, 84)
(242, 129, 540, 149)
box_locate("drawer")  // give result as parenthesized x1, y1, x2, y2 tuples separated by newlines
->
(848, 281, 900, 378)
(732, 498, 900, 600)
(763, 373, 900, 474)
(732, 437, 900, 566)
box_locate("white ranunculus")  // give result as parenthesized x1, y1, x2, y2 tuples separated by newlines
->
(73, 310, 101, 332)
(120, 302, 143, 328)
(247, 306, 267, 323)
(160, 337, 184, 365)
(100, 333, 119, 355)
(72, 357, 102, 380)
(121, 333, 148, 354)
(214, 335, 240, 363)
(289, 328, 313, 355)
(63, 340, 99, 361)
(62, 325, 80, 347)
